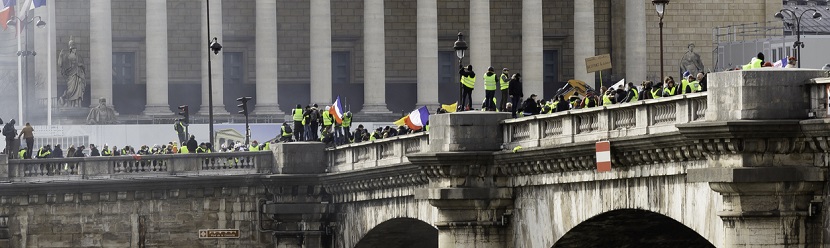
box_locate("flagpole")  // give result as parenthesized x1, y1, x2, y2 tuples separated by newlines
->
(17, 16, 23, 125)
(46, 0, 54, 126)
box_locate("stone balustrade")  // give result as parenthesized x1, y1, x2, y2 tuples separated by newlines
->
(502, 92, 707, 150)
(5, 151, 273, 182)
(327, 132, 429, 172)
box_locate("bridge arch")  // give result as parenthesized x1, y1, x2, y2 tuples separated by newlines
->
(551, 209, 714, 248)
(354, 218, 438, 248)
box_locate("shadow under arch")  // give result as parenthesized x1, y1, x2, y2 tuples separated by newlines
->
(354, 218, 438, 248)
(552, 209, 714, 248)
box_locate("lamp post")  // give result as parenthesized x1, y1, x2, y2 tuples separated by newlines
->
(453, 32, 467, 112)
(7, 16, 46, 126)
(206, 0, 223, 149)
(652, 0, 668, 82)
(775, 9, 822, 68)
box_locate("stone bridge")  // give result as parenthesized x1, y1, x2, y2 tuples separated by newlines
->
(2, 69, 830, 247)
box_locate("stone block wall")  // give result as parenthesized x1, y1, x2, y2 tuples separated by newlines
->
(0, 185, 271, 247)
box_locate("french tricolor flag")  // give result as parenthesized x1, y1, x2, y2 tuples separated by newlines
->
(394, 106, 430, 130)
(330, 96, 344, 124)
(773, 58, 789, 68)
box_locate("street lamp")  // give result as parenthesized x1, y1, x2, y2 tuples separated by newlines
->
(7, 15, 46, 126)
(205, 0, 222, 150)
(775, 9, 822, 68)
(652, 0, 668, 83)
(453, 32, 467, 112)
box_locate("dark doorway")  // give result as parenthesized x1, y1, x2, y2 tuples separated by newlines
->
(354, 218, 438, 248)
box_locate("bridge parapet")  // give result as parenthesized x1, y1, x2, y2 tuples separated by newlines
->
(1, 151, 273, 183)
(326, 132, 428, 172)
(502, 93, 707, 150)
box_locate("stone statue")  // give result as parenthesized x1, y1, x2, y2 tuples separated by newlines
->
(59, 36, 87, 108)
(87, 97, 117, 124)
(679, 43, 705, 76)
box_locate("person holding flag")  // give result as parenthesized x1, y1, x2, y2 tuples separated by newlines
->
(329, 96, 345, 145)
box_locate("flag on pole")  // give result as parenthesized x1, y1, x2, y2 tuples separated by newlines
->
(773, 58, 789, 68)
(393, 106, 430, 130)
(329, 96, 344, 124)
(30, 0, 44, 9)
(0, 0, 15, 31)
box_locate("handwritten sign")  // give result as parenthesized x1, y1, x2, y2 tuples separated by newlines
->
(198, 229, 240, 239)
(585, 54, 612, 73)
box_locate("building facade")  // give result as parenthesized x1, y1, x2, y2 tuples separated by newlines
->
(0, 0, 784, 123)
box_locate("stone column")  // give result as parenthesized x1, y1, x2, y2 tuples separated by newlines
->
(143, 0, 172, 115)
(522, 0, 544, 98)
(254, 0, 281, 115)
(469, 0, 490, 105)
(34, 4, 47, 107)
(310, 0, 332, 106)
(416, 0, 439, 109)
(361, 0, 391, 114)
(574, 0, 596, 89)
(199, 0, 227, 115)
(625, 0, 646, 84)
(89, 0, 114, 108)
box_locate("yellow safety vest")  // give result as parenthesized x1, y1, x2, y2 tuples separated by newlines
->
(651, 88, 661, 99)
(629, 89, 639, 102)
(342, 116, 352, 127)
(249, 145, 260, 151)
(282, 126, 292, 137)
(500, 74, 509, 90)
(460, 75, 475, 89)
(742, 57, 763, 70)
(179, 146, 189, 154)
(292, 108, 303, 121)
(663, 87, 676, 96)
(38, 148, 50, 158)
(690, 80, 700, 92)
(19, 149, 26, 158)
(322, 111, 333, 126)
(602, 95, 612, 106)
(484, 73, 497, 90)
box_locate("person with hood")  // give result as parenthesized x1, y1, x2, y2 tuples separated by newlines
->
(186, 135, 198, 153)
(52, 144, 64, 158)
(508, 73, 523, 118)
(90, 144, 100, 156)
(2, 119, 16, 158)
(74, 145, 86, 157)
(459, 65, 476, 111)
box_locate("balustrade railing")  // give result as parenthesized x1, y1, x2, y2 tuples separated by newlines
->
(503, 93, 707, 149)
(7, 151, 273, 182)
(327, 132, 429, 172)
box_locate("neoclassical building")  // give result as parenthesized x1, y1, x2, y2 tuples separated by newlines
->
(0, 0, 784, 123)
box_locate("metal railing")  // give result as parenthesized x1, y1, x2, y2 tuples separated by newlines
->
(6, 151, 274, 182)
(502, 93, 707, 150)
(327, 132, 429, 172)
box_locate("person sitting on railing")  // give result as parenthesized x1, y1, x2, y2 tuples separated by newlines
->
(522, 94, 540, 116)
(622, 83, 639, 103)
(249, 140, 261, 151)
(663, 78, 678, 97)
(196, 143, 210, 153)
(650, 81, 663, 99)
(370, 128, 382, 141)
(66, 145, 76, 158)
(18, 147, 27, 160)
(138, 145, 150, 155)
(52, 144, 63, 158)
(602, 88, 614, 106)
(280, 122, 293, 143)
(352, 125, 365, 143)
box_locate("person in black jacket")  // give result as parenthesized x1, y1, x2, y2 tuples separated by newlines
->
(89, 144, 100, 156)
(52, 144, 64, 158)
(186, 135, 198, 152)
(522, 94, 540, 116)
(507, 73, 523, 118)
(555, 95, 569, 112)
(74, 145, 86, 157)
(459, 65, 476, 111)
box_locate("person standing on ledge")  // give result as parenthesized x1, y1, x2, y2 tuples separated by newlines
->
(18, 123, 34, 159)
(459, 65, 476, 112)
(508, 73, 523, 118)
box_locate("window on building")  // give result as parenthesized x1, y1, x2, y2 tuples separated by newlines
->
(112, 52, 135, 85)
(332, 51, 351, 84)
(438, 51, 456, 84)
(224, 52, 244, 84)
(543, 50, 559, 84)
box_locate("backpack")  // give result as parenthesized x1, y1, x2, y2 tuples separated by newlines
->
(2, 124, 14, 137)
(310, 109, 320, 123)
(284, 125, 293, 134)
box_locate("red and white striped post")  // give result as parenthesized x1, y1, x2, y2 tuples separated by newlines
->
(596, 141, 611, 172)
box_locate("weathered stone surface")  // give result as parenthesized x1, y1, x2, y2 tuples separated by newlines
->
(428, 112, 510, 152)
(271, 142, 326, 174)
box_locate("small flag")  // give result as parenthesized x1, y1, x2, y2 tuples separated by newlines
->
(30, 0, 44, 9)
(441, 102, 457, 113)
(329, 96, 344, 124)
(596, 141, 611, 172)
(773, 58, 788, 68)
(393, 106, 430, 130)
(0, 5, 13, 31)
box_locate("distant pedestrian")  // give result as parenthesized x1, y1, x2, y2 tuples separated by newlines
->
(18, 122, 34, 159)
(52, 144, 64, 158)
(74, 145, 86, 157)
(66, 145, 76, 158)
(186, 135, 198, 152)
(499, 68, 510, 112)
(90, 144, 100, 156)
(2, 119, 16, 158)
(483, 66, 497, 111)
(292, 104, 305, 142)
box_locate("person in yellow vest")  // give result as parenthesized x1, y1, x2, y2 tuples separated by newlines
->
(663, 79, 678, 97)
(342, 111, 353, 144)
(742, 52, 764, 70)
(602, 89, 614, 106)
(681, 74, 698, 94)
(322, 106, 333, 132)
(459, 65, 476, 111)
(624, 82, 639, 102)
(102, 145, 113, 156)
(280, 123, 293, 142)
(483, 67, 498, 111)
(18, 148, 27, 159)
(261, 141, 270, 151)
(178, 145, 189, 154)
(36, 145, 51, 159)
(650, 81, 662, 99)
(292, 104, 305, 141)
(249, 140, 260, 151)
(499, 68, 510, 111)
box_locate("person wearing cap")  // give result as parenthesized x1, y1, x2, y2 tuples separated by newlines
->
(499, 68, 510, 111)
(522, 94, 540, 116)
(322, 106, 333, 134)
(482, 66, 498, 111)
(459, 65, 476, 111)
